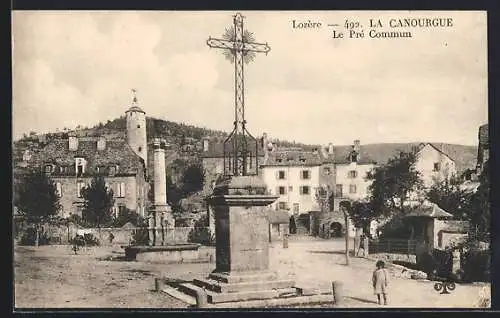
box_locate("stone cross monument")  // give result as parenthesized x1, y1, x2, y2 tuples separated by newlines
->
(179, 13, 298, 304)
(148, 138, 173, 246)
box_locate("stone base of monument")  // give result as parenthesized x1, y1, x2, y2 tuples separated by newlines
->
(160, 270, 332, 307)
(124, 244, 203, 263)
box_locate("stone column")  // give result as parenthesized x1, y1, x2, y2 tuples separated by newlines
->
(148, 138, 172, 246)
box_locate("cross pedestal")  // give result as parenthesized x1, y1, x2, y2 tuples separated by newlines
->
(184, 176, 297, 304)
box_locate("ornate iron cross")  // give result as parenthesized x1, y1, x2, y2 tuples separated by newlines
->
(207, 13, 271, 177)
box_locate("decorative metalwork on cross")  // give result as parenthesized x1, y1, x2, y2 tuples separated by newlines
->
(207, 12, 271, 177)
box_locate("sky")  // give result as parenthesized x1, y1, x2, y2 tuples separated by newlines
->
(12, 11, 487, 146)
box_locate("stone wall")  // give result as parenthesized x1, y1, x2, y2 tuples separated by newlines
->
(40, 225, 210, 246)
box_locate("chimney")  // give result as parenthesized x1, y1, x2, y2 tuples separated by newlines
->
(97, 136, 106, 151)
(320, 145, 328, 158)
(69, 136, 79, 151)
(202, 138, 210, 152)
(353, 140, 360, 152)
(328, 143, 334, 155)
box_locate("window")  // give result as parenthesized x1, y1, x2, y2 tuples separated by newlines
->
(109, 166, 116, 174)
(56, 183, 62, 197)
(276, 159, 283, 163)
(349, 184, 357, 194)
(44, 165, 53, 173)
(118, 204, 126, 216)
(299, 158, 306, 163)
(433, 163, 441, 172)
(288, 186, 293, 192)
(75, 158, 86, 176)
(278, 186, 286, 195)
(335, 184, 343, 197)
(77, 181, 85, 198)
(299, 186, 310, 195)
(293, 203, 300, 214)
(116, 182, 126, 198)
(137, 124, 140, 128)
(348, 170, 358, 178)
(277, 170, 286, 180)
(138, 146, 142, 152)
(301, 170, 311, 180)
(324, 167, 331, 175)
(278, 202, 288, 210)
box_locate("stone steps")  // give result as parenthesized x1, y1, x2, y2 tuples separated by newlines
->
(179, 283, 298, 304)
(208, 271, 278, 284)
(193, 277, 296, 293)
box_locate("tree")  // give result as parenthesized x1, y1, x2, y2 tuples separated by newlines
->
(81, 176, 115, 231)
(180, 163, 205, 195)
(366, 151, 424, 216)
(469, 161, 490, 241)
(426, 177, 474, 220)
(15, 172, 61, 246)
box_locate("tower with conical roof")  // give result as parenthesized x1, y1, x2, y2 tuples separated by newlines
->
(125, 89, 147, 166)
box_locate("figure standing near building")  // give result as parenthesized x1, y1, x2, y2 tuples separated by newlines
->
(357, 233, 367, 257)
(372, 260, 389, 305)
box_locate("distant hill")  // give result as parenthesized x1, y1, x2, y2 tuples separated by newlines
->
(13, 116, 478, 175)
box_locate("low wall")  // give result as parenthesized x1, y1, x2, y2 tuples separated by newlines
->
(33, 225, 210, 246)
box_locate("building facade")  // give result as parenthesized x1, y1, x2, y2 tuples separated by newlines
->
(414, 143, 457, 188)
(13, 97, 150, 218)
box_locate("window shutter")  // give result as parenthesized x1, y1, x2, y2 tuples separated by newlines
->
(299, 186, 303, 195)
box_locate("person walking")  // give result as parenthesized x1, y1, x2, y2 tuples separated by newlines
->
(372, 260, 389, 305)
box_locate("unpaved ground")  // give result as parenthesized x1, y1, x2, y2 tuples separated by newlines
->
(14, 239, 490, 309)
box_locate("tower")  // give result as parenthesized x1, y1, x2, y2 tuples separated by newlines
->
(125, 89, 147, 165)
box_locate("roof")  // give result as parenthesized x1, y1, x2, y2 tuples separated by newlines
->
(334, 146, 377, 165)
(419, 143, 456, 163)
(268, 209, 290, 224)
(20, 137, 145, 176)
(262, 149, 327, 167)
(405, 201, 453, 219)
(125, 105, 146, 114)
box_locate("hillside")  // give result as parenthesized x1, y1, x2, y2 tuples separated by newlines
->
(13, 116, 478, 174)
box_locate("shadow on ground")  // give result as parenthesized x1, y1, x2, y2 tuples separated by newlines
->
(307, 250, 356, 256)
(346, 296, 379, 304)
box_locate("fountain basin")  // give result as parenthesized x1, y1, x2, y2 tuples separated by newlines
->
(124, 244, 203, 263)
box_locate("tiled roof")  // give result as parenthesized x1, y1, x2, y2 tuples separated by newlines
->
(479, 124, 488, 146)
(334, 147, 377, 165)
(405, 201, 453, 219)
(25, 137, 144, 175)
(263, 149, 325, 166)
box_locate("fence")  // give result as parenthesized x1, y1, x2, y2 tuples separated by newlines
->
(368, 239, 418, 255)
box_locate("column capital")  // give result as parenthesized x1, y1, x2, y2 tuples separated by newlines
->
(153, 138, 168, 150)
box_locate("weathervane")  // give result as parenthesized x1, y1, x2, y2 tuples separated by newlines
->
(207, 13, 271, 177)
(131, 88, 138, 104)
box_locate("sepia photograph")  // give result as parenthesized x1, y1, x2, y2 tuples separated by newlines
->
(12, 10, 490, 309)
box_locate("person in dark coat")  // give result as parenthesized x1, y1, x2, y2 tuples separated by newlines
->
(372, 260, 389, 305)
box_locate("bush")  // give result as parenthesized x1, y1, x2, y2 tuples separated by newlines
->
(69, 233, 100, 247)
(187, 213, 214, 245)
(188, 227, 215, 246)
(19, 227, 50, 246)
(462, 249, 490, 282)
(131, 227, 149, 246)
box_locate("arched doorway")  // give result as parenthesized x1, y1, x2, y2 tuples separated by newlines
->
(330, 222, 343, 237)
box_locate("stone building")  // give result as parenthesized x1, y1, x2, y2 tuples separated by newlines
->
(476, 123, 489, 175)
(13, 96, 150, 218)
(414, 143, 457, 188)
